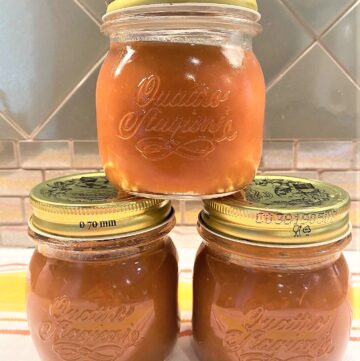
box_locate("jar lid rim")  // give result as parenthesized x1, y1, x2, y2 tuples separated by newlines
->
(201, 175, 351, 245)
(198, 216, 353, 249)
(29, 172, 172, 238)
(29, 208, 175, 242)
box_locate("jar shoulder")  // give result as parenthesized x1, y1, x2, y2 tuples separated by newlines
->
(98, 41, 264, 79)
(29, 237, 178, 299)
(194, 244, 349, 309)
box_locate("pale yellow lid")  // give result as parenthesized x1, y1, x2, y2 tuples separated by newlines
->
(200, 175, 351, 245)
(107, 0, 258, 13)
(29, 172, 172, 238)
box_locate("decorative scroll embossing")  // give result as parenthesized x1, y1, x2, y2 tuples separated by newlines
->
(52, 343, 135, 361)
(40, 176, 117, 203)
(39, 296, 153, 361)
(212, 306, 338, 361)
(117, 75, 237, 160)
(244, 178, 332, 208)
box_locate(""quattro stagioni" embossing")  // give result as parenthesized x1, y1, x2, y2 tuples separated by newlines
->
(117, 75, 237, 160)
(212, 306, 338, 361)
(39, 296, 153, 361)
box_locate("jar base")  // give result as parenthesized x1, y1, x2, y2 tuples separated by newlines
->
(129, 190, 239, 200)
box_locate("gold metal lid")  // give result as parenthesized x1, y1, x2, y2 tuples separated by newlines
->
(200, 175, 351, 245)
(107, 0, 258, 13)
(29, 172, 172, 238)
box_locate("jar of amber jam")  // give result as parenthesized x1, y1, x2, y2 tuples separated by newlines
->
(97, 0, 265, 199)
(27, 172, 179, 361)
(194, 175, 352, 361)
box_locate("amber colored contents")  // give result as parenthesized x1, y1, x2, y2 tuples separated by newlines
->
(27, 236, 179, 361)
(193, 238, 352, 361)
(96, 41, 265, 197)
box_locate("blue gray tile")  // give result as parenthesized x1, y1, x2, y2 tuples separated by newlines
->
(265, 45, 359, 139)
(255, 0, 313, 83)
(263, 170, 319, 180)
(0, 142, 17, 168)
(322, 3, 360, 85)
(36, 66, 101, 140)
(284, 0, 357, 35)
(73, 141, 102, 168)
(260, 141, 294, 169)
(0, 0, 107, 134)
(44, 169, 98, 180)
(0, 226, 33, 247)
(297, 141, 353, 169)
(0, 114, 23, 140)
(321, 171, 360, 200)
(0, 170, 43, 196)
(19, 141, 71, 169)
(348, 227, 360, 250)
(78, 0, 107, 21)
(23, 197, 32, 221)
(0, 198, 24, 224)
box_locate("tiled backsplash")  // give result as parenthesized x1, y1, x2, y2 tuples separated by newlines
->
(0, 0, 359, 248)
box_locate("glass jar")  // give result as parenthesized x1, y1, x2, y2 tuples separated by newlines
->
(96, 0, 265, 199)
(193, 175, 352, 361)
(27, 173, 179, 361)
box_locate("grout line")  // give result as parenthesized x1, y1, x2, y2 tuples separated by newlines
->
(281, 0, 359, 41)
(13, 141, 21, 168)
(73, 0, 102, 27)
(266, 42, 317, 92)
(353, 141, 359, 170)
(0, 196, 31, 200)
(0, 112, 29, 139)
(351, 140, 357, 171)
(0, 168, 43, 173)
(280, 0, 317, 40)
(262, 169, 360, 174)
(281, 0, 359, 88)
(266, 0, 320, 92)
(295, 139, 358, 143)
(298, 167, 355, 172)
(0, 222, 28, 227)
(266, 137, 358, 141)
(292, 139, 299, 170)
(69, 140, 75, 168)
(317, 42, 360, 90)
(29, 53, 107, 140)
(262, 168, 320, 174)
(40, 169, 45, 181)
(0, 195, 28, 199)
(320, 0, 359, 39)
